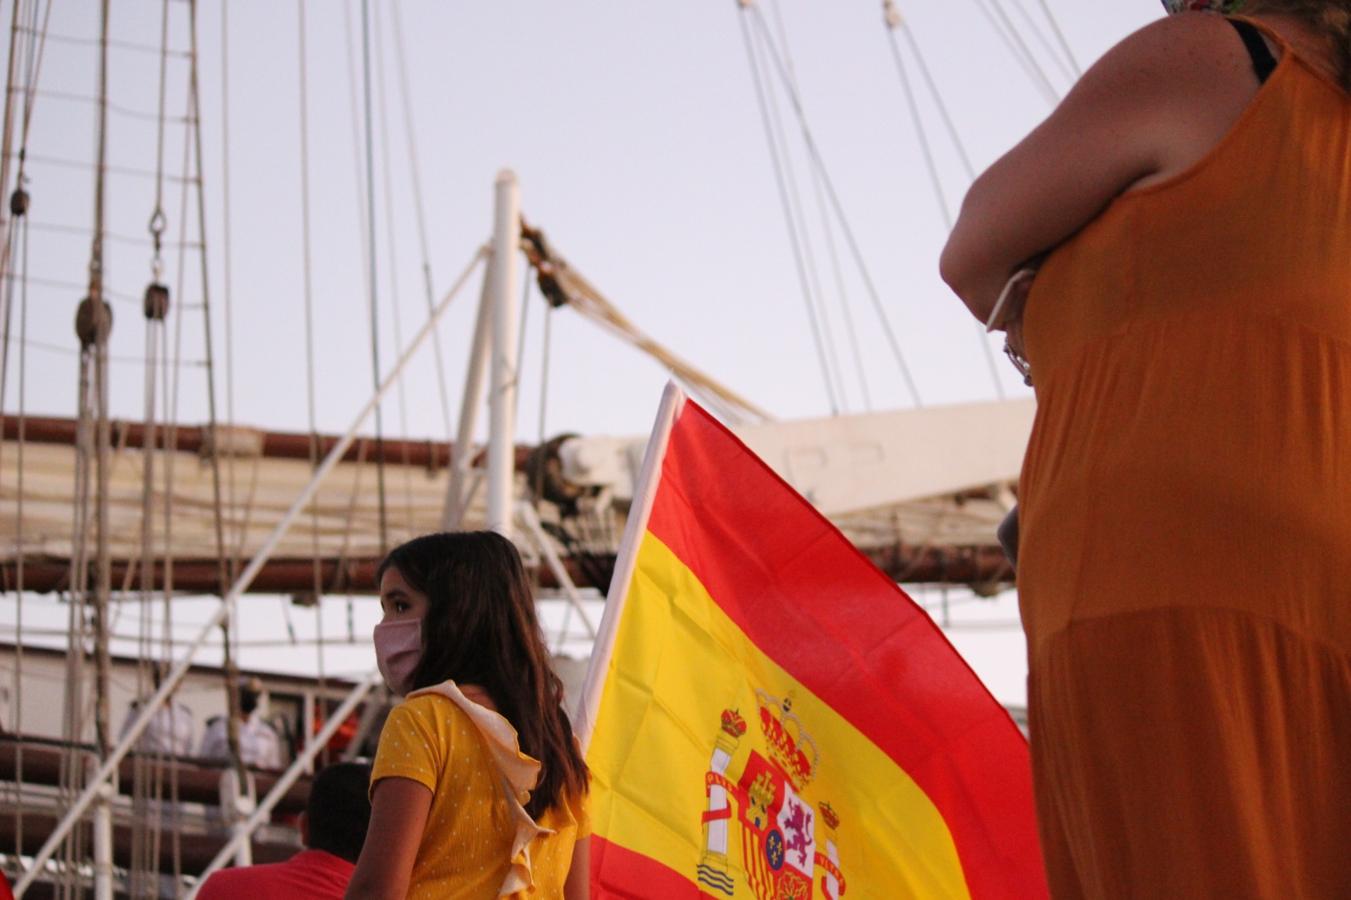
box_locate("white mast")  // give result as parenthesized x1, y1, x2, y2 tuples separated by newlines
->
(486, 169, 521, 538)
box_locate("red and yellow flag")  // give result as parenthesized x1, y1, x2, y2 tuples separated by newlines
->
(576, 386, 1046, 899)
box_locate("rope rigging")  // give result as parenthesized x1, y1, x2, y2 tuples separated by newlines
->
(767, 0, 873, 412)
(128, 1, 175, 890)
(1035, 0, 1083, 76)
(218, 0, 240, 586)
(739, 1, 923, 408)
(189, 0, 248, 789)
(215, 7, 250, 775)
(159, 67, 195, 883)
(88, 0, 115, 769)
(360, 0, 390, 554)
(13, 24, 193, 59)
(389, 0, 454, 442)
(735, 3, 842, 416)
(0, 0, 44, 864)
(372, 1, 416, 540)
(519, 220, 771, 426)
(753, 6, 852, 414)
(8, 84, 196, 123)
(44, 0, 120, 888)
(296, 0, 330, 749)
(970, 0, 1062, 105)
(882, 2, 1007, 399)
(1008, 0, 1075, 83)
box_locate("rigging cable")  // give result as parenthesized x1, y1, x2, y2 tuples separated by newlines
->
(360, 0, 389, 553)
(389, 0, 454, 440)
(882, 3, 1006, 398)
(52, 1, 116, 884)
(1034, 0, 1082, 76)
(734, 4, 841, 415)
(187, 0, 247, 783)
(1008, 0, 1075, 82)
(518, 225, 771, 424)
(0, 0, 43, 863)
(161, 70, 197, 886)
(768, 0, 872, 411)
(971, 0, 1061, 105)
(90, 0, 115, 768)
(744, 3, 922, 407)
(0, 0, 44, 493)
(13, 24, 190, 58)
(753, 2, 850, 413)
(296, 0, 328, 747)
(15, 0, 52, 157)
(218, 0, 242, 586)
(340, 0, 376, 592)
(130, 1, 175, 888)
(61, 407, 92, 892)
(9, 176, 27, 875)
(0, 0, 43, 859)
(373, 2, 415, 535)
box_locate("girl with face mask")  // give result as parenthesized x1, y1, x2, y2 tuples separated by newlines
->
(943, 2, 1351, 897)
(345, 531, 590, 900)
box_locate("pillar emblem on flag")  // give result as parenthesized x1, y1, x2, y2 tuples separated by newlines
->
(697, 690, 847, 899)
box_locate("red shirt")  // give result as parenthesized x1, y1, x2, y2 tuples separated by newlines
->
(195, 849, 354, 900)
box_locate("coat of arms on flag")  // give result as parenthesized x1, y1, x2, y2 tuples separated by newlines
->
(697, 692, 847, 900)
(575, 384, 1046, 899)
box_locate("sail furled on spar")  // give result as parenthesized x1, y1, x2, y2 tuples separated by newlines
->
(577, 384, 1045, 899)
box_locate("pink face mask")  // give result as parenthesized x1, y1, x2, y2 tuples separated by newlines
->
(373, 618, 422, 695)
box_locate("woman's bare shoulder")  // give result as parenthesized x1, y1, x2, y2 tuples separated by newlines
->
(1105, 12, 1260, 65)
(1076, 13, 1260, 109)
(1074, 13, 1269, 190)
(940, 12, 1267, 319)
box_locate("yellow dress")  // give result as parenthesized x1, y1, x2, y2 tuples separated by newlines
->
(1018, 22, 1351, 898)
(372, 688, 589, 899)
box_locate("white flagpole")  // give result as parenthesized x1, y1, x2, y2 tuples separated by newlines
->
(573, 381, 686, 750)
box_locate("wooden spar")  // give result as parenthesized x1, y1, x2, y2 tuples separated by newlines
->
(0, 544, 1012, 595)
(0, 414, 536, 469)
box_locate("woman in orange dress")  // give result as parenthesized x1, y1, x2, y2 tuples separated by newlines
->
(942, 2, 1351, 896)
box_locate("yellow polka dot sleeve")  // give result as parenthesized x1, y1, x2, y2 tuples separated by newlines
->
(371, 695, 449, 796)
(574, 789, 591, 839)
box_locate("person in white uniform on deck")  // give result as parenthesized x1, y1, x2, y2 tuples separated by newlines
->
(119, 666, 194, 757)
(198, 676, 284, 770)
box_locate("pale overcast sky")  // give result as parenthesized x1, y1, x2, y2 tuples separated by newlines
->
(1, 1, 1159, 705)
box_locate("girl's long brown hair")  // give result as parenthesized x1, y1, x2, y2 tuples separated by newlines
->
(378, 531, 588, 817)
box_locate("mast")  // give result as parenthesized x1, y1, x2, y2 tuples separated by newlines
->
(91, 2, 116, 897)
(486, 170, 521, 538)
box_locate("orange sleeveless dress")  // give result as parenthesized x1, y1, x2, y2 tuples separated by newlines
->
(1018, 24, 1351, 899)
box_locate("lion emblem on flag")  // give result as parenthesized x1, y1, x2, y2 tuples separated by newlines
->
(696, 690, 847, 899)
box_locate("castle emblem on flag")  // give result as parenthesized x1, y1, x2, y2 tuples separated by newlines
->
(697, 690, 847, 899)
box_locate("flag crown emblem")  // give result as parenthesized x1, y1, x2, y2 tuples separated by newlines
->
(756, 689, 819, 790)
(721, 708, 748, 738)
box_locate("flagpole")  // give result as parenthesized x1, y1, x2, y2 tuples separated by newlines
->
(573, 381, 685, 749)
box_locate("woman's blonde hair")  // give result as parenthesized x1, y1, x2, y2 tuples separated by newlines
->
(1249, 0, 1351, 89)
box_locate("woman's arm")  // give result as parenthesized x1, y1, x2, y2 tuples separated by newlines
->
(940, 13, 1264, 321)
(564, 836, 590, 900)
(344, 777, 432, 900)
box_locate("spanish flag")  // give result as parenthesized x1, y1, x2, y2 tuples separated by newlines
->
(576, 385, 1046, 899)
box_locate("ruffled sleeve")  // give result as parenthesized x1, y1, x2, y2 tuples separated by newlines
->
(406, 681, 555, 896)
